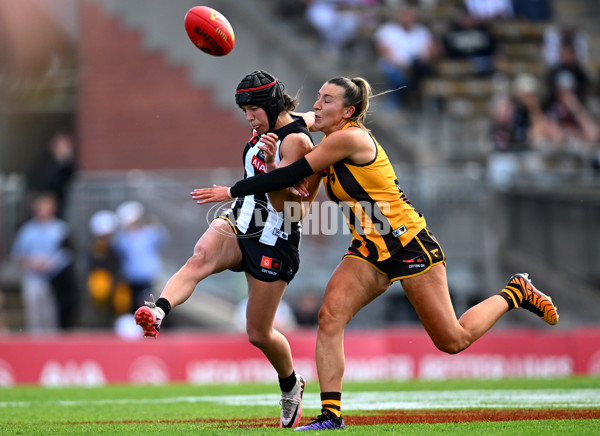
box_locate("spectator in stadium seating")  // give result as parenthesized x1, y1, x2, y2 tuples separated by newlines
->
(27, 132, 76, 219)
(373, 4, 437, 109)
(489, 94, 520, 152)
(490, 74, 562, 153)
(463, 0, 513, 23)
(546, 39, 591, 105)
(543, 25, 589, 69)
(545, 71, 600, 151)
(134, 70, 321, 429)
(511, 73, 563, 151)
(442, 5, 497, 76)
(86, 209, 124, 327)
(10, 192, 79, 332)
(112, 201, 169, 313)
(192, 75, 559, 430)
(305, 0, 363, 59)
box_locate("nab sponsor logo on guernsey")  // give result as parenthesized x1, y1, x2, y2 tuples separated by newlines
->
(260, 256, 281, 275)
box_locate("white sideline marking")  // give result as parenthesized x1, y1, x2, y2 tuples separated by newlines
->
(1, 389, 600, 409)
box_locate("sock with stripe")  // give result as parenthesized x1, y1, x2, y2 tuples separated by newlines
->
(498, 283, 524, 310)
(321, 392, 342, 418)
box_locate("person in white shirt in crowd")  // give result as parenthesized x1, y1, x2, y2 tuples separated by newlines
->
(112, 201, 169, 313)
(463, 0, 513, 23)
(373, 4, 437, 110)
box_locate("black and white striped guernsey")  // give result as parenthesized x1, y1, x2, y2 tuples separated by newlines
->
(226, 117, 313, 247)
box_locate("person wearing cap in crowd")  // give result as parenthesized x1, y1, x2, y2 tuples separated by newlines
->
(112, 201, 169, 313)
(134, 70, 321, 428)
(86, 209, 124, 326)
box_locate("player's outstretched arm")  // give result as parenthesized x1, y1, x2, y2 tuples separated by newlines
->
(191, 130, 357, 202)
(191, 184, 232, 204)
(191, 156, 314, 204)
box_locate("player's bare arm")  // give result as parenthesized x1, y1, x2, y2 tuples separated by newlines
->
(191, 184, 231, 204)
(278, 133, 320, 221)
(302, 128, 372, 172)
(191, 130, 362, 203)
(291, 111, 316, 131)
(260, 133, 312, 199)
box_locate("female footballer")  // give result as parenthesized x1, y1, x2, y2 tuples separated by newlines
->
(136, 70, 321, 428)
(191, 76, 559, 431)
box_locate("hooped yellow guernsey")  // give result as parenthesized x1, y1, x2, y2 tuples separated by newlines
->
(322, 123, 427, 262)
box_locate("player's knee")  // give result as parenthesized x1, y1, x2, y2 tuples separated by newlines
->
(185, 248, 212, 274)
(435, 342, 462, 355)
(246, 326, 269, 349)
(431, 334, 469, 355)
(317, 305, 349, 333)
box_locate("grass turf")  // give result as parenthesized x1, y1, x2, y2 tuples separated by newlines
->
(1, 376, 599, 435)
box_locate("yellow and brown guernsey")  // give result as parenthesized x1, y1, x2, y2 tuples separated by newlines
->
(322, 124, 427, 262)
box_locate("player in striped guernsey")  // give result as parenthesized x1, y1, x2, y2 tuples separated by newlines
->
(135, 71, 320, 428)
(192, 76, 559, 431)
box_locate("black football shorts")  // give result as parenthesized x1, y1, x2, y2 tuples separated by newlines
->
(218, 216, 300, 283)
(344, 227, 446, 282)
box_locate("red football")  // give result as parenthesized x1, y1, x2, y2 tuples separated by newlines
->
(184, 6, 235, 56)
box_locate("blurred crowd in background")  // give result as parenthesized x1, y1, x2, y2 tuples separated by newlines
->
(1, 0, 599, 335)
(9, 185, 169, 335)
(275, 0, 599, 171)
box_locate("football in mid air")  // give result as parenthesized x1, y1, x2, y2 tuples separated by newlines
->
(184, 6, 235, 56)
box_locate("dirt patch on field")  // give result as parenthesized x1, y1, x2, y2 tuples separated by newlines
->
(342, 409, 600, 425)
(234, 409, 600, 427)
(69, 409, 600, 427)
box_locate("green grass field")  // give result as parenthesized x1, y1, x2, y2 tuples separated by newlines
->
(2, 376, 599, 435)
